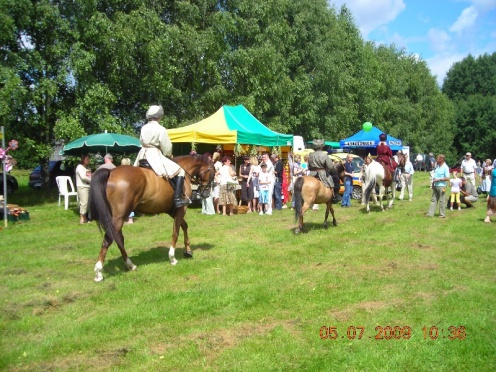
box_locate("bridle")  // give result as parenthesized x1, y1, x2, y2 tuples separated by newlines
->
(184, 158, 215, 198)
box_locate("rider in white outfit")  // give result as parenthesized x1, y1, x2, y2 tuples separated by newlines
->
(134, 105, 189, 207)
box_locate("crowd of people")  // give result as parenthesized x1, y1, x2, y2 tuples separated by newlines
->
(73, 105, 495, 224)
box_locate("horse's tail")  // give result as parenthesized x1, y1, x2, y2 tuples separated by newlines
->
(293, 177, 304, 222)
(89, 169, 123, 248)
(364, 167, 377, 204)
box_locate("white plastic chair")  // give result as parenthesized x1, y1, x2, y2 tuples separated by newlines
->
(56, 176, 78, 210)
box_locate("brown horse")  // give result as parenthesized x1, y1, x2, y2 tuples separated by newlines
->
(293, 163, 345, 233)
(89, 155, 215, 282)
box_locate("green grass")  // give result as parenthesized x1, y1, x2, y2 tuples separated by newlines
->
(1, 170, 495, 371)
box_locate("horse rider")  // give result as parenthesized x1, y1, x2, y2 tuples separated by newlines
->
(376, 133, 396, 173)
(308, 139, 340, 201)
(134, 105, 190, 208)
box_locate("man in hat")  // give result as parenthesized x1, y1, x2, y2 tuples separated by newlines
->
(308, 139, 339, 198)
(134, 105, 190, 208)
(461, 152, 477, 187)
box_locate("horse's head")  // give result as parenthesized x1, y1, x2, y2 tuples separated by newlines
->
(177, 155, 215, 198)
(335, 162, 346, 183)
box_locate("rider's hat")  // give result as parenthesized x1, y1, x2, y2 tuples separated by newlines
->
(379, 133, 387, 142)
(146, 105, 164, 121)
(312, 139, 325, 150)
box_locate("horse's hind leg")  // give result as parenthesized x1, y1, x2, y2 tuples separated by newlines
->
(94, 230, 136, 282)
(115, 229, 137, 272)
(94, 235, 111, 282)
(296, 203, 310, 233)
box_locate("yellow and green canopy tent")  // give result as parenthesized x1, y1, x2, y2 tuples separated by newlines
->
(168, 105, 293, 146)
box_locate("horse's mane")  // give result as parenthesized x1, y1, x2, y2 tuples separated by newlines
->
(172, 154, 210, 164)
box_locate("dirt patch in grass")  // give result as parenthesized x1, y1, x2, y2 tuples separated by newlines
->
(410, 242, 435, 250)
(150, 319, 303, 364)
(357, 301, 389, 312)
(19, 347, 130, 371)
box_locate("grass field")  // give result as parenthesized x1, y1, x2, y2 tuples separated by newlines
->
(1, 170, 495, 371)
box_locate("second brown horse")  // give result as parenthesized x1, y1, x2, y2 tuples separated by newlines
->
(293, 162, 345, 233)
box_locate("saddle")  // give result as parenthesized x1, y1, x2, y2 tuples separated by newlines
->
(138, 159, 176, 188)
(138, 159, 152, 169)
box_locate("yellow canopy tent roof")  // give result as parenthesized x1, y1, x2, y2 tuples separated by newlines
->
(168, 105, 293, 146)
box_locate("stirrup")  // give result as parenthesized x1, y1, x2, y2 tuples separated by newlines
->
(174, 197, 191, 208)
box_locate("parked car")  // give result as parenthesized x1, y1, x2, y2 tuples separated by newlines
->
(328, 153, 364, 200)
(449, 157, 464, 173)
(29, 160, 75, 189)
(0, 173, 19, 195)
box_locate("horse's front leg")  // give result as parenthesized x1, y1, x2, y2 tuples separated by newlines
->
(386, 187, 394, 210)
(327, 201, 337, 227)
(323, 202, 330, 228)
(181, 219, 193, 258)
(169, 208, 186, 265)
(379, 186, 386, 212)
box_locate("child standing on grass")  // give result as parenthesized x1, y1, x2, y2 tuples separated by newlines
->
(449, 171, 462, 211)
(258, 163, 272, 215)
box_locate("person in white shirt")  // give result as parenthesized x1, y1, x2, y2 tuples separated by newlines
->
(460, 152, 477, 187)
(398, 153, 415, 201)
(260, 152, 274, 215)
(416, 153, 424, 171)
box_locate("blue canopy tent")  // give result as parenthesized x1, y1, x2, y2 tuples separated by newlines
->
(339, 126, 402, 151)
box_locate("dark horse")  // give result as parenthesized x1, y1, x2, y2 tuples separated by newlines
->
(89, 155, 215, 282)
(293, 163, 345, 233)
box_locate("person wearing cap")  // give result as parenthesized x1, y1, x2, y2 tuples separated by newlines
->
(308, 139, 339, 199)
(461, 152, 477, 187)
(134, 105, 190, 208)
(98, 153, 116, 170)
(376, 133, 395, 173)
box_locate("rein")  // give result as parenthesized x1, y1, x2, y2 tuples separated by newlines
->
(183, 159, 215, 196)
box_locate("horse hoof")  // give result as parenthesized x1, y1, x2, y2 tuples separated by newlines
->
(170, 259, 178, 266)
(94, 274, 104, 283)
(184, 251, 193, 258)
(295, 228, 300, 234)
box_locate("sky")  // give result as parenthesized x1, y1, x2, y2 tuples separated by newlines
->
(328, 0, 496, 86)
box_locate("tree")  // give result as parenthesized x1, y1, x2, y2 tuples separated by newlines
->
(442, 53, 496, 160)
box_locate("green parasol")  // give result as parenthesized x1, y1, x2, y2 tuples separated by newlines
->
(60, 132, 141, 156)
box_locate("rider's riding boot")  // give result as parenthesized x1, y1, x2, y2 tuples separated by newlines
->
(173, 176, 190, 208)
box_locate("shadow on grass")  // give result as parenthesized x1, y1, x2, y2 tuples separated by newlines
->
(291, 221, 339, 233)
(102, 243, 215, 279)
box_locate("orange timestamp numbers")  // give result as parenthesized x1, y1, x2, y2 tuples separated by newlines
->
(319, 325, 466, 340)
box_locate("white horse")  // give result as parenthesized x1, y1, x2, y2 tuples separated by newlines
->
(363, 160, 397, 212)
